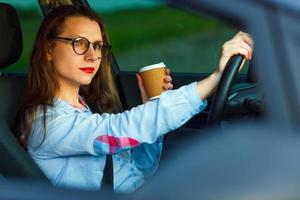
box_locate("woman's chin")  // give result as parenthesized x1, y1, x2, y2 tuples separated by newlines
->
(79, 77, 94, 86)
(80, 81, 92, 86)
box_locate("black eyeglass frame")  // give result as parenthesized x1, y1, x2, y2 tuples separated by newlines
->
(51, 36, 112, 59)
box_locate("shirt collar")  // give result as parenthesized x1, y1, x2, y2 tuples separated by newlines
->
(54, 97, 90, 113)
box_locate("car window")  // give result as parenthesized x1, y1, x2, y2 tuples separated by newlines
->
(88, 0, 245, 74)
(1, 0, 247, 74)
(1, 0, 42, 73)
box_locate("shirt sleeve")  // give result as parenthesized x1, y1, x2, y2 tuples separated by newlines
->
(113, 137, 163, 193)
(131, 136, 163, 177)
(29, 82, 207, 158)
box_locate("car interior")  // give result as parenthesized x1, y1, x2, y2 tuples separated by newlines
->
(0, 0, 264, 190)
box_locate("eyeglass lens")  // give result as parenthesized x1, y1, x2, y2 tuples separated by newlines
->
(72, 37, 110, 58)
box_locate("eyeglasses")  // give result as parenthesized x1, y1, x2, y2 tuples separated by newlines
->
(51, 36, 112, 59)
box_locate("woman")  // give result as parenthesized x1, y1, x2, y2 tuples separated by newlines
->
(14, 5, 253, 193)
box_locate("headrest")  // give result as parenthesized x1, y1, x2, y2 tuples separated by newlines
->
(0, 3, 22, 70)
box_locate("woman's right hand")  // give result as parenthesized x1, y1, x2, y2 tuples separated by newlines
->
(136, 68, 173, 104)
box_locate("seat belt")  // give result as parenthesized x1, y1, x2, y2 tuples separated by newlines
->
(102, 154, 113, 192)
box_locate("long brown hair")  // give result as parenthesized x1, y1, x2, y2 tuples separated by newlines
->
(14, 5, 122, 148)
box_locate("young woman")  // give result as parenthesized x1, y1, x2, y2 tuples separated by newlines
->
(14, 5, 253, 193)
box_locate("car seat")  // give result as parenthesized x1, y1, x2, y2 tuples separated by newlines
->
(0, 2, 49, 182)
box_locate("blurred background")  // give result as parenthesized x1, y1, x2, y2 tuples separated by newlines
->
(2, 0, 236, 73)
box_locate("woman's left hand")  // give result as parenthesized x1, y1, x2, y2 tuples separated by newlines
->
(196, 31, 254, 101)
(136, 68, 173, 103)
(217, 31, 254, 74)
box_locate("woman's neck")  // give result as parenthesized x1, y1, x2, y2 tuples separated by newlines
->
(56, 83, 81, 107)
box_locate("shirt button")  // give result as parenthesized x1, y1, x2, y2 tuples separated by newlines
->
(130, 167, 134, 172)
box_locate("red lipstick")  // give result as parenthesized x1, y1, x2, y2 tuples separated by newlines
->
(79, 67, 94, 74)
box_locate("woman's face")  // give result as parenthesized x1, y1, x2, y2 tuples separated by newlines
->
(48, 16, 102, 88)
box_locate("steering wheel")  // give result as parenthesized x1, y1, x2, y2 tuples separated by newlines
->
(206, 55, 245, 126)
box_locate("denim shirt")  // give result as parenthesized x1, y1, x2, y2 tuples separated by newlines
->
(27, 82, 207, 193)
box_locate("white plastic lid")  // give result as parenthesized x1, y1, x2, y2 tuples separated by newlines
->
(139, 62, 166, 73)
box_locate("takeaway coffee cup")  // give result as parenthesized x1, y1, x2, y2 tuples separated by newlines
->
(139, 62, 166, 100)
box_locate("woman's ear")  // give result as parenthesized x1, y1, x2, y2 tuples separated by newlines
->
(46, 42, 53, 61)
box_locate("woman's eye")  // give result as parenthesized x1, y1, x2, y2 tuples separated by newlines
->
(74, 40, 84, 47)
(94, 43, 102, 51)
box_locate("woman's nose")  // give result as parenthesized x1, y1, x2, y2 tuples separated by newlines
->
(84, 45, 99, 62)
